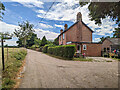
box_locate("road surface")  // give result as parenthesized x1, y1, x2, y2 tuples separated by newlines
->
(20, 49, 118, 88)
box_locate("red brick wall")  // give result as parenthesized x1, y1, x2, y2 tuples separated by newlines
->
(102, 39, 113, 52)
(81, 43, 102, 57)
(81, 24, 92, 42)
(59, 21, 93, 45)
(66, 24, 78, 42)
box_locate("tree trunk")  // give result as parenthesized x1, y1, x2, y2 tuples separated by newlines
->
(24, 37, 26, 48)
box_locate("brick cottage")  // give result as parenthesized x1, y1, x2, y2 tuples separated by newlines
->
(58, 12, 102, 57)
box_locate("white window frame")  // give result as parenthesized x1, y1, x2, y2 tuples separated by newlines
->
(83, 45, 87, 50)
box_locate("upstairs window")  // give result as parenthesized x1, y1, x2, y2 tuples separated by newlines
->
(63, 34, 65, 40)
(83, 45, 87, 50)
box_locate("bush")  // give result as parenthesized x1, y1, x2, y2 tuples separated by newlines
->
(48, 45, 75, 59)
(42, 45, 49, 53)
(39, 46, 43, 52)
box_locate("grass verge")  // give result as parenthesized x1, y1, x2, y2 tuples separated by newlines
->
(45, 53, 93, 61)
(2, 48, 27, 89)
(73, 57, 93, 61)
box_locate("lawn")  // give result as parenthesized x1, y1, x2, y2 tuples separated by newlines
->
(0, 48, 27, 89)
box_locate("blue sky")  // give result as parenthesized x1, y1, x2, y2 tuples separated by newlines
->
(0, 0, 118, 46)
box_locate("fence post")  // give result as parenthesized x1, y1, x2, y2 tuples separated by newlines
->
(7, 47, 8, 61)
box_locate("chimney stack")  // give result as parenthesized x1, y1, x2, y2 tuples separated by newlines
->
(64, 24, 68, 30)
(60, 29, 63, 33)
(77, 12, 82, 21)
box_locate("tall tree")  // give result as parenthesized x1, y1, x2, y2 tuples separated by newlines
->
(53, 37, 59, 45)
(113, 28, 120, 38)
(0, 2, 5, 20)
(99, 36, 110, 43)
(40, 36, 47, 46)
(26, 33, 37, 47)
(14, 21, 34, 47)
(79, 2, 120, 37)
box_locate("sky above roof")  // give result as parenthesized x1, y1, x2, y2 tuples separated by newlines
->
(0, 0, 118, 46)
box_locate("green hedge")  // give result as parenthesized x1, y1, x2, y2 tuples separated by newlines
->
(48, 45, 75, 59)
(42, 45, 49, 53)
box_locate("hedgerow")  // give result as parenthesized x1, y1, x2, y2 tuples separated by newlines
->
(47, 45, 75, 59)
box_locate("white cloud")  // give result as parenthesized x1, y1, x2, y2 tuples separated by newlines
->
(36, 1, 116, 38)
(38, 23, 53, 29)
(0, 21, 19, 33)
(55, 24, 63, 28)
(35, 29, 59, 40)
(94, 38, 101, 42)
(2, 0, 44, 8)
(36, 0, 80, 22)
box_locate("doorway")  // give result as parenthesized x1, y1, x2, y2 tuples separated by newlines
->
(77, 44, 81, 53)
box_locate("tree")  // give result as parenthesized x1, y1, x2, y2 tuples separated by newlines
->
(53, 37, 59, 45)
(113, 28, 120, 38)
(26, 33, 37, 47)
(99, 36, 110, 43)
(0, 2, 5, 20)
(16, 38, 24, 47)
(14, 21, 34, 47)
(40, 36, 47, 46)
(79, 2, 120, 37)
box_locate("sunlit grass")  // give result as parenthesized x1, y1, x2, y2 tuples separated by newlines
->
(1, 48, 27, 89)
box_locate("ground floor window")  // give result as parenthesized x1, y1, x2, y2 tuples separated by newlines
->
(83, 45, 87, 50)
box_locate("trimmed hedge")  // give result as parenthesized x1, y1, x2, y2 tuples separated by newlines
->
(42, 45, 49, 53)
(48, 45, 75, 59)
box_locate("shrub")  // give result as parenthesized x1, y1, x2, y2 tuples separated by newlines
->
(48, 45, 75, 59)
(42, 45, 49, 53)
(39, 46, 43, 52)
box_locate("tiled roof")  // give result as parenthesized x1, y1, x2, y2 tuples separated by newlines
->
(107, 38, 120, 45)
(58, 21, 93, 37)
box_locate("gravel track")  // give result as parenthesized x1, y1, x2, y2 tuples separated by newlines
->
(19, 49, 118, 88)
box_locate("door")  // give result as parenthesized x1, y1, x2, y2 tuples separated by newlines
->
(77, 44, 81, 53)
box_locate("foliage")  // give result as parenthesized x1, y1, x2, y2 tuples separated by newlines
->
(99, 36, 110, 43)
(26, 33, 38, 47)
(13, 50, 27, 60)
(79, 2, 120, 37)
(14, 21, 34, 47)
(73, 57, 93, 61)
(0, 2, 5, 20)
(2, 48, 27, 89)
(113, 28, 120, 38)
(42, 45, 49, 53)
(16, 38, 24, 47)
(47, 45, 75, 59)
(30, 45, 39, 50)
(39, 46, 43, 52)
(40, 36, 47, 46)
(53, 37, 59, 45)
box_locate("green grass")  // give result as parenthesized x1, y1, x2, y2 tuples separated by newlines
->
(45, 53, 93, 61)
(111, 57, 120, 61)
(73, 57, 93, 61)
(1, 48, 27, 89)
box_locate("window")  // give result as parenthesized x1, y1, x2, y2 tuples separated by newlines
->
(107, 48, 110, 50)
(83, 45, 86, 50)
(63, 34, 65, 40)
(104, 48, 106, 52)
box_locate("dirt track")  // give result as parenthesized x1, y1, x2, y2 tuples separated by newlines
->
(19, 49, 118, 88)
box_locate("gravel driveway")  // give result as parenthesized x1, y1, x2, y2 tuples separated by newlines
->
(19, 49, 118, 88)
